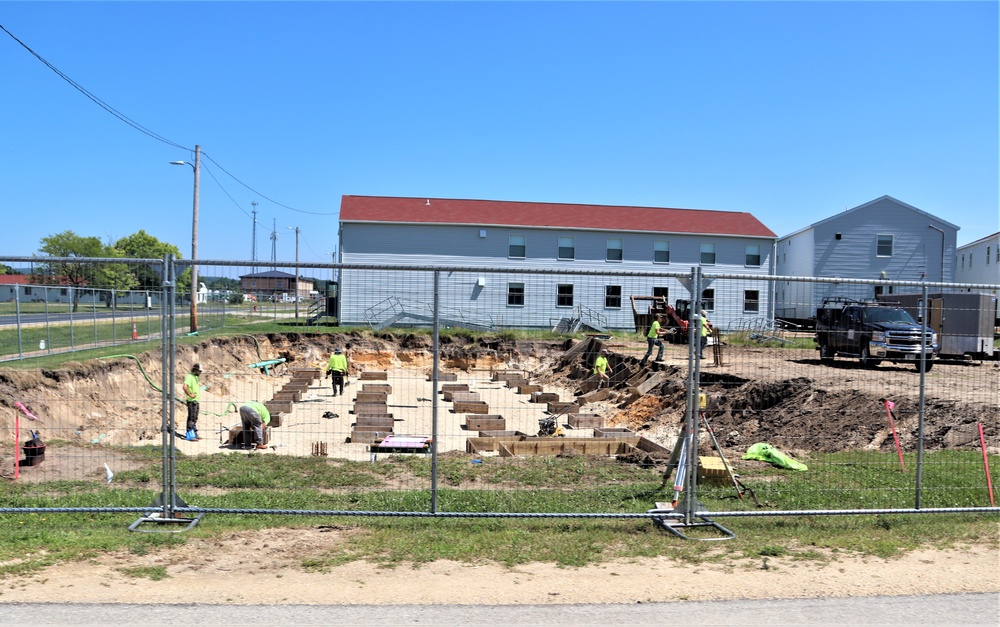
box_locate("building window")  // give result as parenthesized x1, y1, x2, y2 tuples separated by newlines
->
(745, 244, 761, 267)
(558, 237, 575, 260)
(24, 287, 32, 296)
(743, 290, 759, 313)
(961, 254, 965, 269)
(654, 240, 670, 263)
(60, 289, 68, 296)
(605, 285, 622, 308)
(700, 243, 716, 265)
(987, 247, 991, 265)
(653, 286, 669, 300)
(557, 284, 574, 307)
(876, 234, 893, 257)
(701, 289, 715, 311)
(970, 252, 973, 266)
(507, 282, 524, 307)
(606, 238, 623, 262)
(508, 235, 526, 258)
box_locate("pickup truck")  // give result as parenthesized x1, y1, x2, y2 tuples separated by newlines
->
(815, 299, 938, 371)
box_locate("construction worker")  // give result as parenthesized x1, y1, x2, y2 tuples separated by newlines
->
(639, 314, 667, 367)
(326, 346, 349, 397)
(182, 363, 203, 441)
(593, 349, 611, 388)
(699, 310, 713, 359)
(238, 401, 271, 450)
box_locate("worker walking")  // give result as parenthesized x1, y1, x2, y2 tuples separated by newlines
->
(593, 349, 611, 388)
(699, 310, 713, 359)
(182, 363, 203, 441)
(639, 314, 667, 367)
(326, 346, 350, 397)
(238, 401, 271, 450)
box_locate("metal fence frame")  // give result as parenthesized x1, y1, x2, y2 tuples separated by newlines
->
(1, 256, 997, 537)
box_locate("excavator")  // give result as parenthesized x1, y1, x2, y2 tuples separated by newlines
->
(630, 295, 692, 344)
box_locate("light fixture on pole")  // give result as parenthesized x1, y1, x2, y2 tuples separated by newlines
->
(287, 226, 300, 320)
(170, 145, 201, 333)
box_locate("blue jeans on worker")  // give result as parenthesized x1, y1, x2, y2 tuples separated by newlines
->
(641, 337, 663, 365)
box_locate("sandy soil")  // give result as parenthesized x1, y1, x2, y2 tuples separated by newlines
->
(1, 530, 997, 605)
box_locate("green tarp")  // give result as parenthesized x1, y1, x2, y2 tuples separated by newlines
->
(743, 442, 808, 471)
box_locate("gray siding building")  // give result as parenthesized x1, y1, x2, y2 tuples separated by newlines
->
(774, 196, 959, 321)
(337, 196, 777, 331)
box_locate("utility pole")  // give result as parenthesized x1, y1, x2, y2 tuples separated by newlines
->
(251, 201, 258, 263)
(288, 226, 300, 320)
(170, 144, 200, 333)
(270, 219, 278, 270)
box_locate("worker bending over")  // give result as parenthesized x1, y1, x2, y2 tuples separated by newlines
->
(238, 401, 271, 450)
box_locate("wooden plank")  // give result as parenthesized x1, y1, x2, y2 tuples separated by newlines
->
(354, 392, 388, 404)
(567, 413, 603, 429)
(517, 384, 542, 395)
(594, 427, 634, 438)
(362, 383, 392, 394)
(530, 392, 560, 403)
(636, 371, 668, 395)
(492, 370, 528, 382)
(350, 428, 392, 443)
(454, 401, 489, 414)
(429, 371, 459, 382)
(449, 391, 481, 403)
(505, 378, 529, 389)
(465, 416, 506, 431)
(440, 383, 469, 393)
(265, 400, 292, 414)
(547, 401, 579, 415)
(354, 402, 389, 415)
(354, 415, 394, 428)
(577, 388, 612, 404)
(359, 371, 388, 381)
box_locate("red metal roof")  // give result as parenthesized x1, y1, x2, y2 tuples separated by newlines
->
(340, 196, 776, 238)
(0, 275, 31, 285)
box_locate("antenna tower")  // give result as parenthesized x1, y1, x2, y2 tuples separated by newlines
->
(250, 201, 258, 262)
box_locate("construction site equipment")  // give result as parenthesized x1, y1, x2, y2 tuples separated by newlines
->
(631, 295, 691, 343)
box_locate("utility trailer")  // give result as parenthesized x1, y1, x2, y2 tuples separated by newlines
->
(877, 292, 996, 360)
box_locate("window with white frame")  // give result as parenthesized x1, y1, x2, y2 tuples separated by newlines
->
(743, 290, 759, 313)
(700, 243, 716, 265)
(654, 240, 670, 263)
(24, 287, 32, 296)
(558, 237, 575, 260)
(507, 282, 524, 306)
(557, 284, 574, 307)
(745, 244, 761, 267)
(701, 289, 715, 311)
(876, 234, 893, 257)
(605, 285, 622, 308)
(606, 238, 623, 262)
(508, 235, 525, 258)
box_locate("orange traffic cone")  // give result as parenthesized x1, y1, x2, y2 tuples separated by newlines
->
(132, 322, 137, 341)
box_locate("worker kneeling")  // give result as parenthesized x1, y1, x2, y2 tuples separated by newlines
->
(238, 401, 271, 450)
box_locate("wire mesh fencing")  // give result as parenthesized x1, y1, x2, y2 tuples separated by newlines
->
(1, 257, 997, 532)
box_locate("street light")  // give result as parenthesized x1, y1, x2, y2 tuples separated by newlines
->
(170, 145, 200, 333)
(287, 226, 300, 320)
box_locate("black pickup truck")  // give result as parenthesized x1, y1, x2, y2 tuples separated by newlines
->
(815, 298, 938, 371)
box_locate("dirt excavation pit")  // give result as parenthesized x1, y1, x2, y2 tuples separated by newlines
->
(1, 332, 998, 482)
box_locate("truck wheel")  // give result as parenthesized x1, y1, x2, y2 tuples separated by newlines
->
(819, 344, 834, 364)
(918, 360, 933, 372)
(859, 346, 882, 369)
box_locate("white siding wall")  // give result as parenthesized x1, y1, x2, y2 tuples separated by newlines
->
(340, 223, 774, 330)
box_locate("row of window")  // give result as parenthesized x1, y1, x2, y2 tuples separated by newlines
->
(506, 283, 761, 313)
(960, 246, 997, 270)
(508, 236, 763, 267)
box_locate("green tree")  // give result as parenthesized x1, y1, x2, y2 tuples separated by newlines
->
(37, 231, 137, 312)
(113, 230, 183, 290)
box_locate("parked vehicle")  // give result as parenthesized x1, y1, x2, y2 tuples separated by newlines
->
(815, 298, 938, 370)
(877, 292, 996, 360)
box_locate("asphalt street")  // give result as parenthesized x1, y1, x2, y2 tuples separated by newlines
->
(0, 593, 997, 625)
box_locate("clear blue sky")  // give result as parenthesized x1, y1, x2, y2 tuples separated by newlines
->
(2, 1, 997, 265)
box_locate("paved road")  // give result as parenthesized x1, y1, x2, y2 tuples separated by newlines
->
(0, 594, 996, 624)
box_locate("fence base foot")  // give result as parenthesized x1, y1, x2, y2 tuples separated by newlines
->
(128, 493, 203, 533)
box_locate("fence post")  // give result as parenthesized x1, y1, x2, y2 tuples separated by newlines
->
(915, 283, 929, 508)
(430, 270, 440, 513)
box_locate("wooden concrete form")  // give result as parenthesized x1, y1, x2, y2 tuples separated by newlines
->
(291, 368, 321, 380)
(567, 413, 603, 429)
(453, 400, 490, 414)
(449, 391, 481, 403)
(547, 401, 579, 415)
(478, 430, 527, 438)
(517, 384, 542, 395)
(282, 382, 310, 394)
(492, 370, 528, 382)
(531, 392, 560, 403)
(265, 400, 292, 414)
(354, 391, 388, 404)
(577, 388, 612, 404)
(272, 389, 302, 403)
(465, 415, 506, 431)
(440, 383, 469, 394)
(354, 414, 395, 429)
(594, 427, 635, 438)
(466, 435, 670, 458)
(354, 402, 389, 415)
(359, 371, 388, 381)
(429, 371, 459, 382)
(635, 371, 668, 395)
(350, 429, 391, 444)
(362, 383, 392, 395)
(505, 377, 529, 389)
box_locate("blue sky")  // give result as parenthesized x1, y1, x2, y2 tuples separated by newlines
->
(2, 1, 997, 264)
